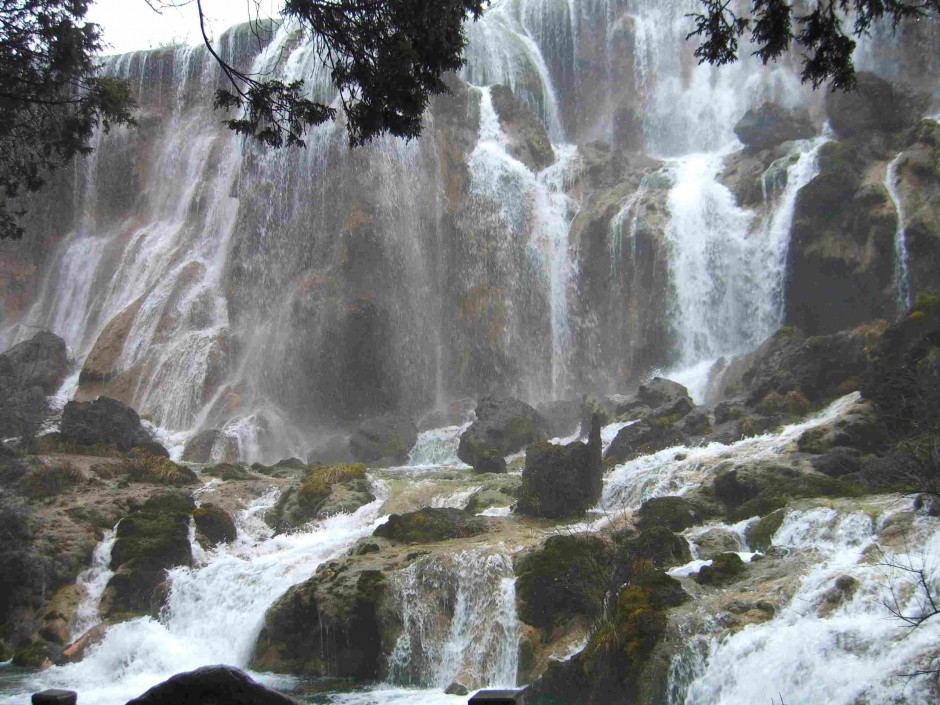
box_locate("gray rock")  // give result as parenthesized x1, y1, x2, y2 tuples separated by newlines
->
(349, 414, 418, 464)
(126, 665, 299, 705)
(60, 397, 164, 454)
(826, 72, 929, 139)
(734, 103, 815, 151)
(182, 429, 238, 464)
(457, 396, 549, 473)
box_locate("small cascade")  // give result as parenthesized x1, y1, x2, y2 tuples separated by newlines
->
(1, 488, 388, 705)
(388, 550, 521, 690)
(676, 500, 940, 704)
(885, 153, 914, 313)
(408, 424, 473, 468)
(601, 392, 861, 512)
(70, 527, 118, 641)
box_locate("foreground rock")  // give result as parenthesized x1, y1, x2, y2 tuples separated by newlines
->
(60, 397, 166, 455)
(126, 665, 300, 705)
(517, 414, 602, 518)
(349, 414, 418, 464)
(0, 331, 69, 437)
(457, 396, 550, 473)
(193, 503, 237, 547)
(372, 507, 487, 543)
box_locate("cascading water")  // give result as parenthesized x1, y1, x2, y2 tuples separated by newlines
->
(676, 501, 940, 704)
(0, 487, 389, 705)
(885, 153, 914, 313)
(387, 550, 521, 691)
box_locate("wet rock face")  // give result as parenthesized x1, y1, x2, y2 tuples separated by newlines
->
(100, 491, 195, 619)
(518, 415, 603, 518)
(826, 72, 929, 139)
(490, 84, 555, 172)
(60, 397, 165, 455)
(457, 396, 549, 473)
(734, 103, 816, 153)
(126, 665, 300, 705)
(636, 496, 710, 533)
(604, 421, 686, 465)
(0, 331, 69, 437)
(349, 414, 418, 464)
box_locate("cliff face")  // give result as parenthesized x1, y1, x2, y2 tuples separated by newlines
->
(0, 2, 938, 462)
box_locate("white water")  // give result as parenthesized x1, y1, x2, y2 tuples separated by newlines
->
(408, 424, 472, 468)
(388, 550, 521, 691)
(70, 527, 117, 641)
(601, 392, 861, 512)
(0, 488, 389, 705)
(680, 500, 940, 704)
(885, 153, 914, 313)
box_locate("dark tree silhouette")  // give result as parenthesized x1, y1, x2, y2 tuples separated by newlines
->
(0, 0, 135, 240)
(688, 0, 940, 89)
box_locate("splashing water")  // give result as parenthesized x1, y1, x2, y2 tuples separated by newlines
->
(70, 527, 118, 641)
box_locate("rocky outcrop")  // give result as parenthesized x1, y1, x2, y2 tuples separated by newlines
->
(265, 463, 374, 534)
(60, 397, 166, 455)
(100, 491, 195, 619)
(126, 665, 300, 705)
(635, 496, 710, 533)
(372, 507, 487, 543)
(604, 422, 685, 465)
(0, 331, 69, 438)
(517, 414, 603, 518)
(457, 396, 549, 473)
(826, 72, 929, 139)
(75, 298, 143, 403)
(490, 84, 555, 172)
(734, 103, 815, 152)
(181, 429, 239, 464)
(349, 414, 418, 465)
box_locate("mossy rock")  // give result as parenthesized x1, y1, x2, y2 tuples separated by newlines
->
(203, 463, 254, 481)
(745, 509, 786, 551)
(266, 463, 372, 533)
(694, 552, 746, 585)
(582, 586, 667, 680)
(616, 526, 692, 568)
(515, 534, 613, 630)
(636, 496, 709, 533)
(634, 570, 688, 610)
(193, 503, 237, 547)
(12, 638, 55, 667)
(372, 507, 486, 544)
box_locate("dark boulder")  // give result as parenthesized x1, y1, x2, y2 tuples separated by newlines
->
(810, 450, 863, 478)
(60, 397, 164, 454)
(372, 507, 487, 543)
(457, 396, 549, 473)
(694, 552, 746, 585)
(734, 103, 815, 152)
(181, 429, 238, 464)
(125, 665, 299, 705)
(636, 496, 709, 533)
(826, 72, 929, 139)
(100, 492, 194, 619)
(193, 503, 237, 547)
(635, 378, 689, 409)
(349, 414, 417, 464)
(1, 331, 68, 394)
(517, 415, 603, 518)
(0, 331, 69, 438)
(616, 526, 692, 568)
(604, 421, 686, 465)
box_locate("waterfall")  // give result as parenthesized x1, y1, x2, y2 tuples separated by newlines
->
(70, 527, 118, 641)
(885, 153, 914, 313)
(387, 550, 521, 690)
